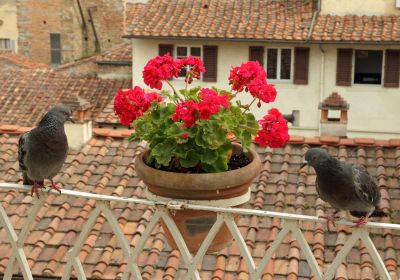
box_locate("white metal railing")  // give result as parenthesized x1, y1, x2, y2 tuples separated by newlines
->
(0, 183, 399, 280)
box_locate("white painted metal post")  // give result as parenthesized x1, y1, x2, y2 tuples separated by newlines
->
(0, 203, 33, 280)
(3, 195, 44, 280)
(61, 206, 102, 280)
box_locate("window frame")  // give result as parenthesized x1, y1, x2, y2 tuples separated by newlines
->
(50, 33, 62, 65)
(265, 47, 294, 83)
(175, 45, 203, 80)
(352, 49, 385, 86)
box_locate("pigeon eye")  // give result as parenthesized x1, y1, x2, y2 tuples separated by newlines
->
(312, 155, 317, 161)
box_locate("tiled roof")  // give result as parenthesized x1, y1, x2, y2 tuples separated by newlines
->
(0, 132, 400, 279)
(0, 68, 131, 126)
(125, 0, 315, 41)
(125, 0, 400, 43)
(0, 49, 48, 69)
(95, 99, 121, 126)
(95, 44, 132, 64)
(320, 92, 349, 110)
(311, 14, 400, 42)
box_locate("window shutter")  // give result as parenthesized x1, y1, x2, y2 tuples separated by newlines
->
(384, 49, 400, 88)
(249, 46, 264, 66)
(294, 47, 309, 85)
(203, 46, 218, 82)
(159, 44, 174, 56)
(336, 48, 353, 86)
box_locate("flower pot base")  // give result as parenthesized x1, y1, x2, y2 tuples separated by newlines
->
(147, 190, 248, 254)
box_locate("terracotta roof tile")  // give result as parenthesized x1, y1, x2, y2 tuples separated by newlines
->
(312, 14, 400, 42)
(125, 0, 315, 41)
(0, 50, 48, 70)
(96, 44, 132, 64)
(1, 132, 400, 279)
(0, 68, 131, 127)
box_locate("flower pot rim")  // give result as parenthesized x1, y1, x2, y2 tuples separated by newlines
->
(135, 143, 261, 191)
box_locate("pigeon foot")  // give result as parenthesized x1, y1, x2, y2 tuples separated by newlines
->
(319, 215, 340, 231)
(352, 216, 369, 228)
(31, 182, 45, 197)
(48, 182, 62, 194)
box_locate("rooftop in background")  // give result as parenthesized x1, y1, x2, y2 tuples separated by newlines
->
(124, 0, 315, 41)
(95, 44, 132, 65)
(0, 68, 131, 127)
(0, 49, 48, 70)
(124, 0, 400, 43)
(0, 131, 399, 279)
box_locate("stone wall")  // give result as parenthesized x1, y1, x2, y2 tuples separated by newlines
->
(16, 0, 125, 65)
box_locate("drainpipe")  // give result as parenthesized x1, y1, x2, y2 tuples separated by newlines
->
(318, 44, 325, 136)
(76, 0, 86, 30)
(87, 6, 101, 53)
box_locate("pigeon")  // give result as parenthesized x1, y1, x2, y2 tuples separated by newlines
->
(302, 147, 386, 228)
(18, 105, 73, 197)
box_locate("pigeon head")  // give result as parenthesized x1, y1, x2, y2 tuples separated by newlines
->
(301, 148, 331, 168)
(39, 105, 74, 126)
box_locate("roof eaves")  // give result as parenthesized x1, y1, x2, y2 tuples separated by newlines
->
(123, 35, 400, 45)
(95, 60, 132, 66)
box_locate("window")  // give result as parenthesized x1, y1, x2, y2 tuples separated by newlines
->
(266, 48, 292, 81)
(176, 46, 202, 78)
(0, 39, 16, 52)
(50, 33, 61, 65)
(353, 50, 383, 85)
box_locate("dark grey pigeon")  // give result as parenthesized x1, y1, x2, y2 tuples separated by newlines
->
(18, 105, 73, 197)
(302, 147, 386, 228)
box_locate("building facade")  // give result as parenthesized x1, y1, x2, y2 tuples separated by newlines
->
(126, 0, 400, 139)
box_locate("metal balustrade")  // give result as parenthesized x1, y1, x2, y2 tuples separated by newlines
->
(0, 182, 399, 280)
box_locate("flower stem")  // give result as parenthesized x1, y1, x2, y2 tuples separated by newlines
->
(164, 80, 183, 102)
(242, 97, 257, 113)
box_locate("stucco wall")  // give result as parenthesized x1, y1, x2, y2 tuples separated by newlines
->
(320, 0, 400, 15)
(0, 0, 18, 51)
(131, 39, 400, 139)
(16, 0, 125, 64)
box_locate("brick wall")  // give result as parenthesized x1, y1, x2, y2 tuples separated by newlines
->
(17, 0, 125, 65)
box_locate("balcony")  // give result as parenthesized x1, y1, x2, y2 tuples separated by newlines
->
(0, 136, 400, 279)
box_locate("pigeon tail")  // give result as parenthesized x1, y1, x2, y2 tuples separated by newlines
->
(350, 209, 388, 218)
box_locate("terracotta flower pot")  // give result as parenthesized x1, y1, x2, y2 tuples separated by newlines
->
(135, 143, 261, 253)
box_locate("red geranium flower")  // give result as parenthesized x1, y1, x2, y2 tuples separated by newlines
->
(172, 100, 199, 128)
(178, 56, 206, 83)
(143, 53, 181, 90)
(228, 61, 267, 92)
(247, 79, 277, 104)
(254, 108, 289, 148)
(114, 87, 162, 126)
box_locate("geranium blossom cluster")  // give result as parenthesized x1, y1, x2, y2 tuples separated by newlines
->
(114, 86, 162, 126)
(143, 53, 205, 89)
(229, 61, 277, 106)
(172, 88, 229, 128)
(114, 53, 289, 157)
(254, 108, 290, 148)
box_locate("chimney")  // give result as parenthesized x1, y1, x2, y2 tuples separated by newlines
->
(61, 95, 93, 150)
(319, 92, 349, 137)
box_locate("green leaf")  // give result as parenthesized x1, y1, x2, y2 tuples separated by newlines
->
(179, 150, 200, 168)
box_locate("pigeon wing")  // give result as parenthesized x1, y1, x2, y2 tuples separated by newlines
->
(18, 131, 29, 171)
(351, 164, 380, 206)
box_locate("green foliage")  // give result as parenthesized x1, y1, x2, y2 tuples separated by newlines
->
(130, 87, 259, 172)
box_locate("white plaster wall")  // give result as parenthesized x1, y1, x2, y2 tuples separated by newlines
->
(131, 39, 400, 139)
(65, 121, 93, 150)
(321, 0, 400, 15)
(320, 44, 400, 139)
(0, 0, 18, 51)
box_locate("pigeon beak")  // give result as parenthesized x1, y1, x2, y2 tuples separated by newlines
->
(68, 116, 75, 123)
(300, 160, 308, 169)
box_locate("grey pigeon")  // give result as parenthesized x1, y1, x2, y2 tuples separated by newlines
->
(18, 105, 73, 197)
(302, 148, 386, 228)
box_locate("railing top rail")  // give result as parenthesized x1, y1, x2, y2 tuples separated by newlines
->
(1, 182, 399, 230)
